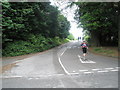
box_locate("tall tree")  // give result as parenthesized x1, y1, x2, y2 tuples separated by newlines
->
(73, 2, 118, 46)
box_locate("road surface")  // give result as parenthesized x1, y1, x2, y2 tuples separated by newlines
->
(1, 41, 119, 88)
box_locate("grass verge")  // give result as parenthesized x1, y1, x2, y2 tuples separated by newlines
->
(88, 47, 118, 58)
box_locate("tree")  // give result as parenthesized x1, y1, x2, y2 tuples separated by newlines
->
(72, 2, 118, 46)
(2, 2, 71, 48)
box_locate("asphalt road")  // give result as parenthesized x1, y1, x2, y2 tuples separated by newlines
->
(1, 41, 119, 88)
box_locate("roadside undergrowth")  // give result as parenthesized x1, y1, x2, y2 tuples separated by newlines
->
(88, 47, 118, 58)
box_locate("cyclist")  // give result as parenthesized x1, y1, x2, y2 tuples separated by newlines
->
(80, 40, 88, 60)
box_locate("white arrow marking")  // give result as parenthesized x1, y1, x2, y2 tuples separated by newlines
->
(78, 55, 96, 63)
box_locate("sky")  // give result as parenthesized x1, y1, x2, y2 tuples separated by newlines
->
(50, 0, 83, 39)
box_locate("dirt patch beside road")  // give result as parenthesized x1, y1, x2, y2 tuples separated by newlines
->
(0, 63, 17, 74)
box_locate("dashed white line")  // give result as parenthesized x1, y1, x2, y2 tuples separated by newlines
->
(56, 74, 64, 76)
(92, 69, 100, 71)
(28, 78, 33, 80)
(35, 78, 39, 80)
(110, 69, 119, 72)
(72, 71, 76, 72)
(48, 75, 52, 76)
(84, 72, 93, 74)
(98, 70, 108, 73)
(79, 70, 88, 72)
(2, 76, 23, 78)
(70, 73, 79, 75)
(105, 68, 114, 70)
(60, 48, 67, 56)
(67, 47, 71, 49)
(116, 67, 120, 69)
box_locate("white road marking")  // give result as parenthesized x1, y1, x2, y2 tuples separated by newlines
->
(2, 76, 23, 78)
(84, 72, 93, 74)
(110, 69, 119, 72)
(105, 68, 114, 70)
(116, 67, 120, 69)
(79, 70, 88, 72)
(60, 48, 67, 56)
(78, 55, 96, 63)
(73, 71, 76, 72)
(48, 75, 52, 76)
(35, 78, 39, 79)
(13, 60, 23, 63)
(98, 70, 108, 73)
(56, 74, 64, 76)
(28, 78, 33, 80)
(58, 57, 70, 75)
(92, 69, 100, 71)
(67, 47, 71, 49)
(70, 73, 79, 75)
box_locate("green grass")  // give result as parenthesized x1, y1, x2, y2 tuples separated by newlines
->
(90, 47, 118, 58)
(94, 47, 113, 54)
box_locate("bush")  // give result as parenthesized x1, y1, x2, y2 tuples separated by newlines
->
(2, 34, 69, 57)
(2, 41, 34, 56)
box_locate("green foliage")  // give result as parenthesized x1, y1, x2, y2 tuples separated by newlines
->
(3, 41, 33, 56)
(84, 35, 90, 42)
(2, 2, 70, 57)
(2, 34, 69, 57)
(67, 33, 75, 40)
(73, 2, 118, 46)
(2, 2, 70, 42)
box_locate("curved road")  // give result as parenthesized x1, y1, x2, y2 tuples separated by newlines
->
(1, 41, 119, 88)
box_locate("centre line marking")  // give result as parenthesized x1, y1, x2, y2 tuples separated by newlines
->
(58, 57, 70, 75)
(60, 48, 67, 56)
